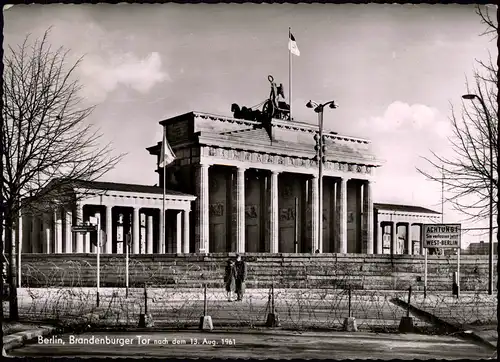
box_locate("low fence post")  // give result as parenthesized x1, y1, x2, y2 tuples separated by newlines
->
(144, 283, 148, 316)
(266, 280, 280, 327)
(348, 287, 352, 318)
(203, 283, 208, 317)
(199, 276, 213, 330)
(271, 281, 275, 314)
(399, 285, 414, 333)
(406, 285, 412, 318)
(343, 286, 357, 331)
(138, 283, 153, 328)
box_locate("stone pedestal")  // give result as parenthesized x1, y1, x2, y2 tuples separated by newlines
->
(199, 316, 213, 331)
(265, 313, 280, 328)
(399, 316, 414, 333)
(139, 313, 155, 328)
(343, 317, 358, 332)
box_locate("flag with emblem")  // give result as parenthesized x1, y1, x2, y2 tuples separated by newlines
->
(288, 32, 300, 56)
(159, 127, 176, 168)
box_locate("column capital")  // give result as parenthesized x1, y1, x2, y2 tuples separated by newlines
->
(236, 166, 247, 173)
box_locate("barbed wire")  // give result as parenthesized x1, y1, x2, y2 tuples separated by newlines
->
(5, 258, 497, 333)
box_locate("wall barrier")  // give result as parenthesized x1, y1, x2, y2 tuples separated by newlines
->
(19, 253, 497, 292)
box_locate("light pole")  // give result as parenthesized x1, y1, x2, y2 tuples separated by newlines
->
(306, 100, 338, 253)
(462, 93, 494, 295)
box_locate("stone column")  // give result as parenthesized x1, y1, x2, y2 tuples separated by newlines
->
(64, 210, 72, 253)
(147, 215, 153, 254)
(133, 207, 140, 254)
(54, 210, 63, 254)
(419, 225, 424, 254)
(338, 178, 347, 254)
(311, 175, 319, 252)
(105, 206, 112, 254)
(33, 217, 40, 253)
(391, 222, 398, 255)
(376, 223, 383, 254)
(84, 210, 91, 252)
(270, 171, 279, 253)
(364, 181, 374, 254)
(43, 213, 52, 254)
(75, 203, 84, 253)
(139, 212, 146, 254)
(195, 164, 210, 253)
(176, 211, 182, 253)
(183, 210, 190, 253)
(158, 209, 165, 254)
(236, 167, 246, 253)
(407, 223, 413, 255)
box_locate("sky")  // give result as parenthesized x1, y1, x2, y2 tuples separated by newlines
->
(4, 3, 498, 247)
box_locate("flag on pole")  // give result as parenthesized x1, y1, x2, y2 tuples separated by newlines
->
(288, 33, 300, 56)
(159, 128, 176, 168)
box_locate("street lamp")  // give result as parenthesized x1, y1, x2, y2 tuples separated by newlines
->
(306, 100, 338, 253)
(462, 93, 494, 295)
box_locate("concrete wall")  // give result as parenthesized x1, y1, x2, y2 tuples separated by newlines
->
(19, 253, 497, 292)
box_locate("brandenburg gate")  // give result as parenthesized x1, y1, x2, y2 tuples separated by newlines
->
(147, 108, 381, 254)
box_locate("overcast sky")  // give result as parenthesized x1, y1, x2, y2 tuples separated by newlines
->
(4, 4, 497, 246)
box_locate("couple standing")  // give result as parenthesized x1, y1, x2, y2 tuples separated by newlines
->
(224, 254, 247, 302)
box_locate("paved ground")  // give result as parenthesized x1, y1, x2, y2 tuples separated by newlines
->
(401, 293, 498, 348)
(4, 288, 497, 358)
(3, 288, 433, 331)
(2, 321, 57, 353)
(6, 329, 496, 359)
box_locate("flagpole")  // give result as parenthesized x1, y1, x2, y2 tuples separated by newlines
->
(162, 128, 166, 254)
(289, 27, 292, 122)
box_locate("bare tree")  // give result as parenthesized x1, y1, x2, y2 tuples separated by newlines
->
(1, 29, 123, 320)
(417, 6, 498, 224)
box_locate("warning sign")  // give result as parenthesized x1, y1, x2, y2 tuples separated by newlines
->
(422, 224, 461, 249)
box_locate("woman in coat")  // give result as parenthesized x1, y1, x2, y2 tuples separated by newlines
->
(224, 259, 236, 301)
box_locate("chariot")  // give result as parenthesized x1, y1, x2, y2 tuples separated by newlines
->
(231, 75, 291, 122)
(261, 75, 290, 121)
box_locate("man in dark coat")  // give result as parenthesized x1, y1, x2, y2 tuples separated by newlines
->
(234, 254, 247, 301)
(224, 259, 236, 302)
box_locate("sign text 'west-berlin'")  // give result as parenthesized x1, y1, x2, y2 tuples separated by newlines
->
(422, 223, 461, 249)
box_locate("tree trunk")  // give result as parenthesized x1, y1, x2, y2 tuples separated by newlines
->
(6, 218, 19, 321)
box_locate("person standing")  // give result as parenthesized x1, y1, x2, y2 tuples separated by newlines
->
(234, 254, 247, 301)
(224, 259, 236, 301)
